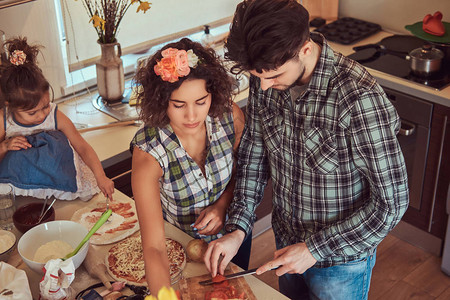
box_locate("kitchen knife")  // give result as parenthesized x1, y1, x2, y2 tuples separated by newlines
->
(198, 266, 278, 286)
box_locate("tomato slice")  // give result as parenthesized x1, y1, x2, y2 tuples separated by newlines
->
(212, 274, 227, 283)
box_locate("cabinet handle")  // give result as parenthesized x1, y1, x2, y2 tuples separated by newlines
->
(428, 115, 447, 232)
(398, 120, 416, 136)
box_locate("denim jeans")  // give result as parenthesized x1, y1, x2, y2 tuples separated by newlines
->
(278, 249, 377, 300)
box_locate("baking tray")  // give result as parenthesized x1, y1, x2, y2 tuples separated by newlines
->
(314, 17, 381, 45)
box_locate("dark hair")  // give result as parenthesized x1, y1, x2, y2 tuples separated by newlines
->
(133, 38, 234, 127)
(225, 0, 310, 73)
(0, 37, 49, 112)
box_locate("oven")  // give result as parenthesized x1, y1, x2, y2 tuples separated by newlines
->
(382, 87, 433, 209)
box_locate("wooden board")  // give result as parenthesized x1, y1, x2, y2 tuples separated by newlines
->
(178, 265, 257, 300)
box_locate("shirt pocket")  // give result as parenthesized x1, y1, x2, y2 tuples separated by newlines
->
(304, 128, 338, 174)
(260, 108, 283, 154)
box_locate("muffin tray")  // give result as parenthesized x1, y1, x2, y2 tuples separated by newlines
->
(314, 17, 381, 45)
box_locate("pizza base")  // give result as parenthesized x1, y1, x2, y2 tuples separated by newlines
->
(71, 195, 139, 245)
(105, 235, 186, 286)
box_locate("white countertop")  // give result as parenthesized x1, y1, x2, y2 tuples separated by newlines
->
(56, 30, 449, 167)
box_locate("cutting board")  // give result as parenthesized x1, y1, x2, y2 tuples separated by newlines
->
(178, 265, 257, 300)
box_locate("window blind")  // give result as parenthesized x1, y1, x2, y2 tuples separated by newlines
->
(61, 0, 241, 72)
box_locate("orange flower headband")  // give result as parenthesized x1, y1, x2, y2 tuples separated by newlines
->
(154, 48, 199, 83)
(10, 50, 27, 66)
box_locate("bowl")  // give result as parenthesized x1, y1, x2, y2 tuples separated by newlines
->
(13, 202, 56, 233)
(0, 229, 16, 261)
(17, 220, 89, 274)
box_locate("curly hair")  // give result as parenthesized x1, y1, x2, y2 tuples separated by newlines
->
(0, 36, 49, 111)
(225, 0, 310, 73)
(133, 38, 234, 127)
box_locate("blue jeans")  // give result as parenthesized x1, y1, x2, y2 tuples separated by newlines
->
(278, 250, 376, 300)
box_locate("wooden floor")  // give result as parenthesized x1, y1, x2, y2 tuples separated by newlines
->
(249, 228, 450, 299)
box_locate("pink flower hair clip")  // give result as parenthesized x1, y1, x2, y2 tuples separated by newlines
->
(10, 50, 27, 66)
(154, 48, 199, 83)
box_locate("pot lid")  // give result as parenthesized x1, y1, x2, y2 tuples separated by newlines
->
(410, 44, 444, 60)
(405, 21, 450, 44)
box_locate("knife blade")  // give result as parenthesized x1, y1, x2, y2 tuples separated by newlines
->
(198, 266, 278, 286)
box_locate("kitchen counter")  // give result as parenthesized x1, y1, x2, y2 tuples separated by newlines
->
(9, 192, 288, 299)
(57, 30, 449, 170)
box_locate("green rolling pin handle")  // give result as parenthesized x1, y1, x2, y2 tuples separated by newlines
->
(62, 208, 113, 261)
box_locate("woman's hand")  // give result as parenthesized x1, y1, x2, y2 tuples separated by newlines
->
(193, 200, 227, 236)
(1, 136, 31, 152)
(96, 175, 115, 200)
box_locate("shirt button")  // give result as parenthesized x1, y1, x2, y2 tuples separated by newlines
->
(199, 173, 202, 177)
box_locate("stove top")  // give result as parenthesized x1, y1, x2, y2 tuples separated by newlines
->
(348, 35, 450, 90)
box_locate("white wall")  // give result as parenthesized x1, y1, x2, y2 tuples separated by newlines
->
(0, 0, 66, 99)
(339, 0, 450, 34)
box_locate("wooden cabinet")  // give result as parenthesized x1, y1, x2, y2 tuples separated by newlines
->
(402, 103, 450, 240)
(103, 155, 133, 198)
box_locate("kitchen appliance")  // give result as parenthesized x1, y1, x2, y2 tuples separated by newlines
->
(349, 35, 450, 90)
(314, 17, 381, 45)
(353, 43, 444, 77)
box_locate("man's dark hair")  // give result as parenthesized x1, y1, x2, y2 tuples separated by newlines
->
(225, 0, 310, 73)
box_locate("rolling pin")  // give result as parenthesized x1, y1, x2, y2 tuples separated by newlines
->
(83, 245, 112, 290)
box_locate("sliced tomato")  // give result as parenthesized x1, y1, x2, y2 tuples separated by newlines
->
(209, 290, 230, 299)
(212, 274, 227, 283)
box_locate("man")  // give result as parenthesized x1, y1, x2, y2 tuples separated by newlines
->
(203, 0, 409, 299)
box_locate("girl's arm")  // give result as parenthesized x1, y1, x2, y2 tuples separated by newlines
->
(56, 110, 114, 199)
(0, 109, 31, 162)
(131, 147, 171, 294)
(195, 102, 245, 235)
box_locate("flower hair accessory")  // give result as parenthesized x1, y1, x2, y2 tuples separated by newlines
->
(10, 50, 27, 66)
(154, 48, 199, 83)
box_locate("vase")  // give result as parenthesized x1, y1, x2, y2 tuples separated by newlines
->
(96, 41, 125, 103)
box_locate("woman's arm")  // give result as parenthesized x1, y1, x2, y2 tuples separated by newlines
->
(195, 103, 245, 235)
(131, 147, 171, 294)
(56, 110, 114, 199)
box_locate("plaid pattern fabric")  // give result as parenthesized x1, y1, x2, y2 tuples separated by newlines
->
(227, 33, 409, 267)
(131, 113, 235, 242)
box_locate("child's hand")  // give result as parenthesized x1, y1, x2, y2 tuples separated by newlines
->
(1, 136, 32, 151)
(97, 176, 115, 200)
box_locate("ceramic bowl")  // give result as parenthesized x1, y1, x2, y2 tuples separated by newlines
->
(13, 202, 56, 234)
(17, 220, 89, 274)
(0, 230, 16, 262)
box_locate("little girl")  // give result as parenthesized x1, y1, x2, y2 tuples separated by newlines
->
(0, 37, 114, 201)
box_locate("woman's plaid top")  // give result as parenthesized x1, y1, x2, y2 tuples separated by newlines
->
(226, 33, 409, 267)
(131, 113, 235, 241)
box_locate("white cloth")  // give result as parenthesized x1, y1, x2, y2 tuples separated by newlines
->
(39, 259, 75, 300)
(0, 262, 32, 300)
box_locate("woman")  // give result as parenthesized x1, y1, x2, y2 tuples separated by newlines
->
(130, 38, 249, 295)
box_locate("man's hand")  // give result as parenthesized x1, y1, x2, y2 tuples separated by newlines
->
(256, 242, 317, 276)
(203, 229, 245, 277)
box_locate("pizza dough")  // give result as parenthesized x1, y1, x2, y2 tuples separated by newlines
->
(71, 196, 139, 245)
(105, 235, 186, 286)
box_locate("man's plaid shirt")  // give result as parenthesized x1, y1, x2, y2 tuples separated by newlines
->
(227, 33, 409, 267)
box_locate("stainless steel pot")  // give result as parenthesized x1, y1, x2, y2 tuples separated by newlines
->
(406, 44, 444, 77)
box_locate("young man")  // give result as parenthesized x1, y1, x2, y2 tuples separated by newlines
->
(203, 0, 409, 299)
